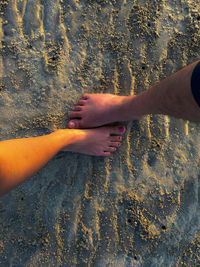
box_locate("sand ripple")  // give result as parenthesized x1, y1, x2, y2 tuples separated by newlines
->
(0, 0, 199, 266)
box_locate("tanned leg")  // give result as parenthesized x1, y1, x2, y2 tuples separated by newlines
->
(69, 60, 200, 129)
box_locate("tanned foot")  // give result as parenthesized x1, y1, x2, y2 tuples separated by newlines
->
(68, 94, 142, 129)
(61, 125, 126, 156)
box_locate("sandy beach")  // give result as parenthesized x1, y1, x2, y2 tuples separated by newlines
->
(0, 0, 200, 266)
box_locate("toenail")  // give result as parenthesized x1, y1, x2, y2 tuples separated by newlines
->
(69, 121, 75, 128)
(118, 143, 121, 146)
(119, 127, 125, 133)
(118, 137, 122, 140)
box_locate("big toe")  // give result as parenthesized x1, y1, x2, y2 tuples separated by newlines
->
(110, 126, 126, 135)
(68, 120, 82, 129)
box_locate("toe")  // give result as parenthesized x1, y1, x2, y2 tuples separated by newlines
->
(69, 111, 81, 119)
(72, 106, 82, 111)
(102, 151, 111, 156)
(77, 100, 86, 106)
(110, 126, 126, 135)
(81, 94, 89, 100)
(110, 142, 121, 147)
(110, 136, 122, 142)
(106, 147, 117, 152)
(68, 119, 82, 129)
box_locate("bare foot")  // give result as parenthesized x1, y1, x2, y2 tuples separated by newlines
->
(62, 125, 126, 156)
(68, 94, 142, 129)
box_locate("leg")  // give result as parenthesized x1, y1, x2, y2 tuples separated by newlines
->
(69, 60, 200, 129)
(0, 126, 125, 196)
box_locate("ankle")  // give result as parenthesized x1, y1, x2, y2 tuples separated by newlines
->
(129, 89, 160, 116)
(121, 94, 150, 119)
(51, 129, 83, 150)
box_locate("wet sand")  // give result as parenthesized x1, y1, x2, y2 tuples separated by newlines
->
(0, 0, 200, 266)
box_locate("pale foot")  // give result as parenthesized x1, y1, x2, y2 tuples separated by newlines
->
(68, 93, 142, 129)
(62, 125, 126, 156)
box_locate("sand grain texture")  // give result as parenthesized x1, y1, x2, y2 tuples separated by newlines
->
(0, 0, 200, 266)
